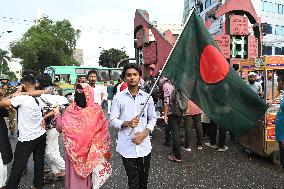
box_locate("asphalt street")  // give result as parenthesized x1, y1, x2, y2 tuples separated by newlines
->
(7, 111, 284, 189)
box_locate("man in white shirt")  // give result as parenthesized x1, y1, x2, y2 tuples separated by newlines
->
(87, 70, 108, 105)
(0, 75, 46, 189)
(247, 72, 263, 96)
(110, 64, 157, 189)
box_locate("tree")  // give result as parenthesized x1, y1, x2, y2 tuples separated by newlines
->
(98, 48, 129, 68)
(10, 17, 80, 74)
(0, 49, 16, 80)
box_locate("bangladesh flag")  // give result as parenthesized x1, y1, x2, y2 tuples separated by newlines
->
(163, 10, 268, 136)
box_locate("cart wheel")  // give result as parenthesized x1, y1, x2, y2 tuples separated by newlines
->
(270, 151, 280, 165)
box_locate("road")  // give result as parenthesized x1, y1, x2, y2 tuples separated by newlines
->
(7, 111, 284, 189)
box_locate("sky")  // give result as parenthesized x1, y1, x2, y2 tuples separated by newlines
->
(0, 0, 184, 67)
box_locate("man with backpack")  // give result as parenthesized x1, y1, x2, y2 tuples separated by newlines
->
(162, 77, 187, 162)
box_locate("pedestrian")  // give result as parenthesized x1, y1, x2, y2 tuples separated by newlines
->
(183, 100, 203, 151)
(201, 112, 210, 139)
(0, 75, 47, 189)
(276, 99, 284, 171)
(107, 80, 115, 115)
(0, 89, 12, 189)
(77, 75, 86, 83)
(161, 78, 186, 162)
(247, 72, 263, 97)
(36, 73, 65, 183)
(102, 81, 108, 108)
(205, 121, 228, 152)
(110, 64, 157, 189)
(53, 83, 111, 189)
(2, 83, 16, 137)
(160, 77, 173, 147)
(113, 78, 122, 95)
(87, 70, 108, 105)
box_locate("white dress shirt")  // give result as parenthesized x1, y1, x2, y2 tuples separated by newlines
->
(109, 89, 157, 158)
(93, 85, 108, 105)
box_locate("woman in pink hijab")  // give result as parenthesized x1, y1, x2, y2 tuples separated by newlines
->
(53, 83, 111, 189)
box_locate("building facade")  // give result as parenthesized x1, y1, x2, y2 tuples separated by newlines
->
(183, 0, 284, 55)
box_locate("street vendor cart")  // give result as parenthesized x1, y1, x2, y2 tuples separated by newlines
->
(239, 56, 284, 164)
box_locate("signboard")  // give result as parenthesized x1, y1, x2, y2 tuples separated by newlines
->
(266, 113, 276, 141)
(265, 126, 275, 141)
(214, 35, 230, 59)
(240, 58, 265, 71)
(230, 15, 248, 35)
(247, 36, 258, 58)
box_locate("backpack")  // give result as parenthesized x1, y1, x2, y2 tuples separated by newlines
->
(171, 89, 188, 116)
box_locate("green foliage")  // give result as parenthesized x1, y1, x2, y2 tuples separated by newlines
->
(0, 49, 16, 80)
(98, 48, 129, 68)
(10, 17, 80, 74)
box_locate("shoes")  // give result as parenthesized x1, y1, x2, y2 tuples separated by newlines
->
(44, 167, 50, 174)
(168, 155, 182, 163)
(197, 145, 203, 150)
(182, 147, 192, 152)
(204, 143, 217, 149)
(218, 146, 229, 152)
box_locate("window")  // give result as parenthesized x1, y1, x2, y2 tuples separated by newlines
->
(205, 0, 211, 9)
(263, 46, 272, 55)
(275, 47, 284, 55)
(275, 25, 284, 36)
(262, 1, 273, 12)
(278, 4, 283, 14)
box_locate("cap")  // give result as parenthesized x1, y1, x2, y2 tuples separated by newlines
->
(248, 72, 256, 76)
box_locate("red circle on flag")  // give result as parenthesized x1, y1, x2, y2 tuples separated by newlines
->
(200, 45, 229, 84)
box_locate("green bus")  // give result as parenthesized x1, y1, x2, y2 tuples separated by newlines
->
(44, 66, 122, 95)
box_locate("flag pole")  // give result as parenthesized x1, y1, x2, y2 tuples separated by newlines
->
(129, 8, 196, 136)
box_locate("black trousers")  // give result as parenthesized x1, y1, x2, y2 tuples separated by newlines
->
(184, 114, 203, 147)
(6, 133, 46, 189)
(164, 122, 172, 144)
(122, 153, 151, 189)
(208, 122, 227, 148)
(168, 115, 181, 160)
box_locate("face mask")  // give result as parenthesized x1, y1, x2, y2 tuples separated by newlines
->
(74, 91, 86, 108)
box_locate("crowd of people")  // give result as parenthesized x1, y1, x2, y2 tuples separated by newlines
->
(1, 64, 284, 189)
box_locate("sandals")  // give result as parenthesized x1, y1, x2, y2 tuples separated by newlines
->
(168, 155, 182, 163)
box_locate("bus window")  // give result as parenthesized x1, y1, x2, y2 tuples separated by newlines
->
(97, 70, 109, 81)
(56, 74, 70, 84)
(110, 70, 122, 81)
(54, 75, 60, 82)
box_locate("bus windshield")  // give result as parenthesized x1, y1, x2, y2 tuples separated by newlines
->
(45, 66, 122, 84)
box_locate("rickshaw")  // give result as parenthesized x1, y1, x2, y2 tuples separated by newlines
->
(239, 56, 284, 164)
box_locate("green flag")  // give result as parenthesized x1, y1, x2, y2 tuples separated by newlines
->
(163, 10, 268, 136)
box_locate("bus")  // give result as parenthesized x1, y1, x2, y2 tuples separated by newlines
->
(44, 66, 122, 95)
